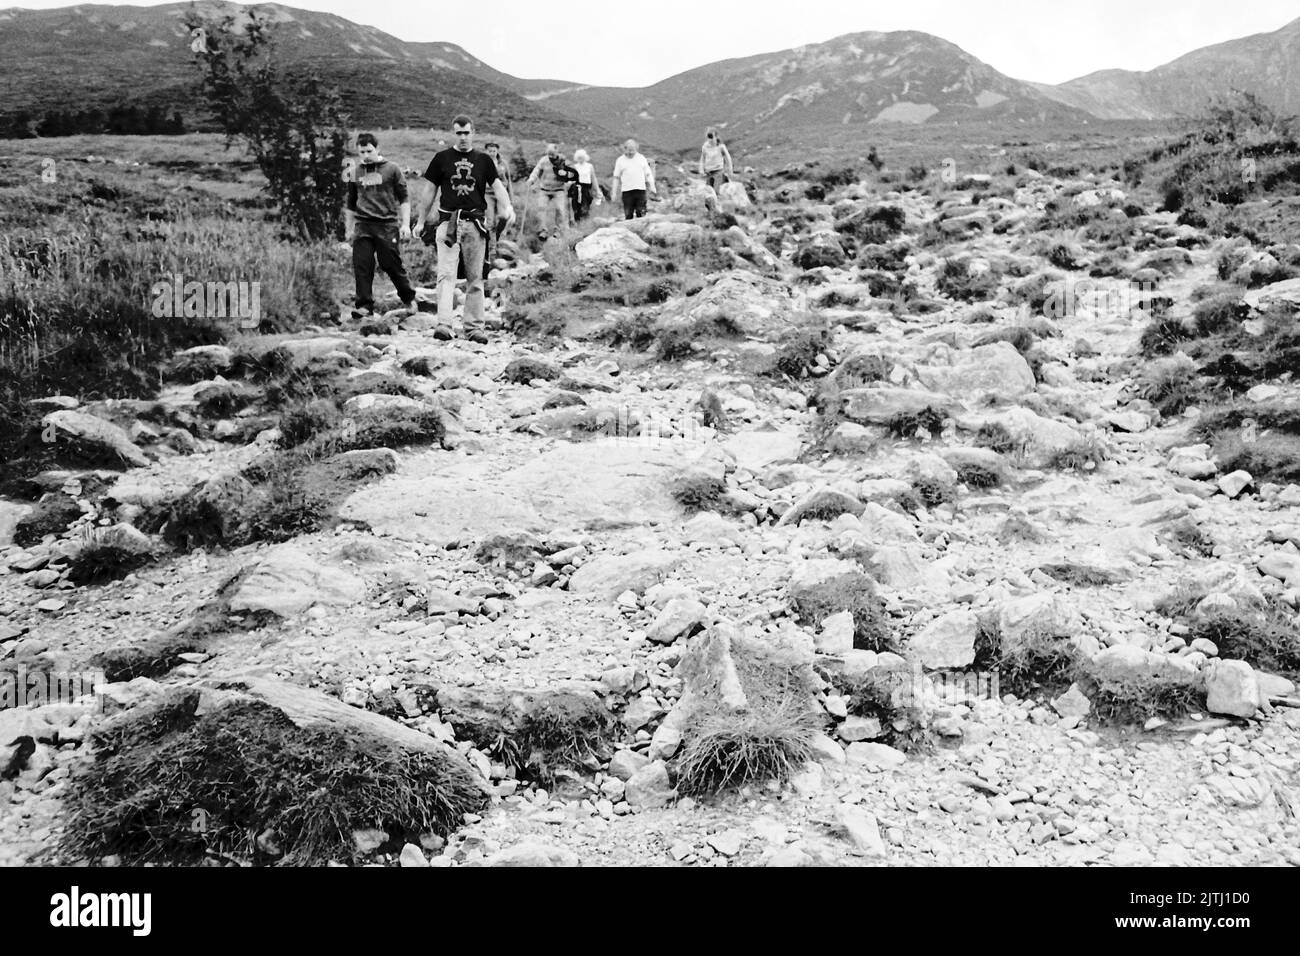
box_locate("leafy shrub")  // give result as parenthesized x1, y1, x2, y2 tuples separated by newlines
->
(886, 406, 945, 439)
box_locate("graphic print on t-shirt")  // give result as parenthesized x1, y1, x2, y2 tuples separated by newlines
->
(449, 157, 477, 197)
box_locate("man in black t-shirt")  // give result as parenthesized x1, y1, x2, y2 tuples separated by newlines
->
(415, 115, 515, 341)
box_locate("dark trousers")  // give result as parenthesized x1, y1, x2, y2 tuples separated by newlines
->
(621, 189, 647, 220)
(352, 219, 414, 309)
(571, 183, 595, 221)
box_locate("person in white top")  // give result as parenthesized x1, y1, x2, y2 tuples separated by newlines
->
(569, 148, 601, 221)
(699, 127, 734, 191)
(610, 139, 656, 220)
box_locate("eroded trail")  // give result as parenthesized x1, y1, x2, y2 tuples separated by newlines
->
(2, 165, 1298, 867)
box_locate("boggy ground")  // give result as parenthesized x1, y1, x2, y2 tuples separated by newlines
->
(2, 133, 1299, 867)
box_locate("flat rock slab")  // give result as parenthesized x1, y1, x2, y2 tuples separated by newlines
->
(341, 439, 710, 543)
(228, 546, 367, 617)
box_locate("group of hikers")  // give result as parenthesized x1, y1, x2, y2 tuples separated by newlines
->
(344, 115, 736, 340)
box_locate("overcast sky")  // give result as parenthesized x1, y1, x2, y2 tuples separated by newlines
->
(18, 0, 1300, 86)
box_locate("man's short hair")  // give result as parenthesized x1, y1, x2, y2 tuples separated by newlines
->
(357, 132, 379, 148)
(484, 142, 499, 150)
(451, 114, 473, 130)
(625, 139, 638, 150)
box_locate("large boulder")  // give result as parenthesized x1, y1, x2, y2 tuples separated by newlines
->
(793, 233, 847, 270)
(38, 410, 148, 468)
(722, 427, 803, 471)
(914, 342, 1036, 398)
(717, 181, 751, 212)
(568, 549, 680, 600)
(0, 502, 32, 547)
(909, 609, 978, 668)
(228, 546, 367, 617)
(638, 219, 705, 246)
(575, 227, 654, 268)
(839, 387, 957, 425)
(998, 593, 1080, 648)
(669, 182, 718, 214)
(655, 270, 796, 338)
(1244, 276, 1300, 310)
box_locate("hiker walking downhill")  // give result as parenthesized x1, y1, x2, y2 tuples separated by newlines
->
(569, 148, 601, 222)
(345, 132, 416, 318)
(482, 141, 513, 279)
(699, 127, 734, 191)
(414, 115, 515, 343)
(526, 143, 578, 236)
(611, 139, 655, 220)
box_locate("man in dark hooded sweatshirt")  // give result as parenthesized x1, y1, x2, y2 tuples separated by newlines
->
(345, 132, 416, 318)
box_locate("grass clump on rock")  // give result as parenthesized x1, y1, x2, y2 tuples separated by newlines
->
(789, 566, 895, 653)
(886, 406, 946, 440)
(1187, 605, 1300, 675)
(1078, 669, 1204, 724)
(675, 632, 823, 795)
(60, 689, 487, 865)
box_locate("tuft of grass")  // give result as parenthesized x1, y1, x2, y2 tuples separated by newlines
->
(789, 570, 895, 653)
(1130, 353, 1208, 417)
(833, 663, 932, 754)
(956, 462, 1004, 489)
(60, 690, 487, 865)
(1211, 432, 1300, 484)
(1191, 294, 1251, 338)
(936, 258, 1000, 303)
(974, 422, 1019, 455)
(909, 477, 956, 509)
(1035, 563, 1124, 587)
(502, 356, 560, 384)
(1045, 434, 1107, 472)
(886, 406, 946, 440)
(994, 623, 1083, 700)
(676, 646, 824, 795)
(1080, 670, 1204, 724)
(1188, 606, 1300, 674)
(90, 633, 205, 683)
(769, 325, 833, 379)
(65, 543, 154, 585)
(669, 471, 731, 514)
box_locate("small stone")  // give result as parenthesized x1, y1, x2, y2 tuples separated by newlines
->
(835, 804, 887, 856)
(399, 843, 429, 867)
(1205, 660, 1261, 718)
(816, 610, 855, 654)
(608, 749, 650, 781)
(706, 830, 744, 857)
(844, 742, 906, 770)
(1217, 471, 1252, 499)
(625, 761, 675, 809)
(837, 716, 883, 742)
(1051, 683, 1091, 720)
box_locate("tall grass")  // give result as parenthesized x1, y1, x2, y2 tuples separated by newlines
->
(0, 166, 342, 462)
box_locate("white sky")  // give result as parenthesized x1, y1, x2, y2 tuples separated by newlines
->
(15, 0, 1300, 86)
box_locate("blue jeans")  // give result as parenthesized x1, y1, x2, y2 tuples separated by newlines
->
(435, 218, 486, 329)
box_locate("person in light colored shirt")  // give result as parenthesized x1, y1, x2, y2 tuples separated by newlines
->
(569, 148, 601, 221)
(699, 127, 734, 191)
(610, 139, 656, 220)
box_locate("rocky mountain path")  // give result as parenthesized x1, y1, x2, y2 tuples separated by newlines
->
(2, 172, 1299, 867)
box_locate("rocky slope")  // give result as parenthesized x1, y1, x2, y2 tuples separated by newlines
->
(1, 161, 1299, 867)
